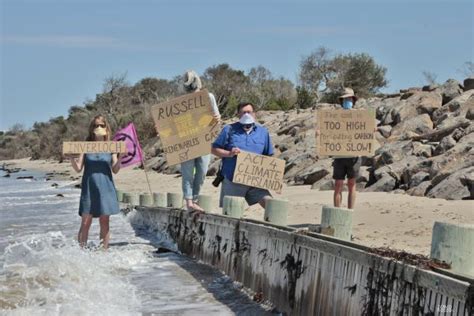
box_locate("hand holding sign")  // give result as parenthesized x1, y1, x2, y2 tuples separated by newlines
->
(233, 151, 285, 193)
(230, 147, 241, 157)
(151, 90, 219, 166)
(316, 109, 375, 157)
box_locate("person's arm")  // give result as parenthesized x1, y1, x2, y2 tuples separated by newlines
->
(211, 125, 239, 158)
(209, 93, 221, 123)
(70, 154, 85, 173)
(264, 131, 274, 156)
(211, 147, 240, 158)
(111, 153, 121, 174)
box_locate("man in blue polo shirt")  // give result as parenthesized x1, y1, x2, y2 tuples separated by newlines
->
(211, 102, 274, 208)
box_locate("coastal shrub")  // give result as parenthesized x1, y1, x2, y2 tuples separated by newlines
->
(299, 46, 388, 103)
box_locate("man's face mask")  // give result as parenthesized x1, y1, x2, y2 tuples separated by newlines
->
(342, 99, 353, 110)
(239, 113, 255, 129)
(93, 126, 107, 137)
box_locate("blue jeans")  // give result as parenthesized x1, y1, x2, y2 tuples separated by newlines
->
(181, 155, 211, 201)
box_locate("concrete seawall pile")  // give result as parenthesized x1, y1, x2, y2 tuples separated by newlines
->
(130, 206, 473, 315)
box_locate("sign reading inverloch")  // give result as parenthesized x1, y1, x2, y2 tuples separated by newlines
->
(62, 141, 128, 154)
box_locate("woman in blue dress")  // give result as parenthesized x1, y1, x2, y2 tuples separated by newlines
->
(69, 115, 121, 249)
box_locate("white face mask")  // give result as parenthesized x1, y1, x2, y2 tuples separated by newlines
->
(93, 127, 107, 137)
(239, 113, 255, 125)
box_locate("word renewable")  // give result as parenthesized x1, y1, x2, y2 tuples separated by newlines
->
(317, 109, 375, 156)
(151, 89, 219, 165)
(234, 151, 285, 193)
(62, 141, 127, 154)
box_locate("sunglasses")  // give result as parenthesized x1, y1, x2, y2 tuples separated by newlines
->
(94, 124, 106, 128)
(243, 124, 254, 129)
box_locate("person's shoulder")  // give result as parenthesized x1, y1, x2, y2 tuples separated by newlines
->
(255, 123, 270, 133)
(222, 123, 237, 133)
(229, 122, 241, 129)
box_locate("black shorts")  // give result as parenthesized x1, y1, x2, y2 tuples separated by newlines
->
(332, 157, 360, 180)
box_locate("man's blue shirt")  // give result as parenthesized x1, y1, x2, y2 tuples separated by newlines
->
(212, 122, 274, 181)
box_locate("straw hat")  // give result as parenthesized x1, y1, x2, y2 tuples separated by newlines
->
(338, 87, 358, 101)
(183, 70, 202, 92)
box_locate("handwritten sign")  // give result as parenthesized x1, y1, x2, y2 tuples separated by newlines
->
(234, 151, 285, 193)
(151, 89, 220, 166)
(62, 141, 127, 154)
(317, 109, 375, 156)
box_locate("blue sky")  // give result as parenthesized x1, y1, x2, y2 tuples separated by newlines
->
(1, 0, 473, 131)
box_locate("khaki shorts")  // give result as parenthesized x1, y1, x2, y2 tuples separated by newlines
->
(220, 178, 271, 207)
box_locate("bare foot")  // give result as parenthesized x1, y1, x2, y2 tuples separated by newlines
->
(192, 202, 205, 213)
(186, 199, 194, 212)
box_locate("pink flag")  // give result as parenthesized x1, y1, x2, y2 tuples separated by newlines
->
(113, 123, 143, 168)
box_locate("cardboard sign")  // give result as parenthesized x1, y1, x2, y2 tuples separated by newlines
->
(62, 141, 127, 154)
(151, 89, 220, 166)
(234, 151, 285, 193)
(317, 109, 375, 157)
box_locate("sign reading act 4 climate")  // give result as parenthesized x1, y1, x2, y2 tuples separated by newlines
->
(151, 89, 220, 166)
(317, 109, 375, 157)
(234, 151, 285, 193)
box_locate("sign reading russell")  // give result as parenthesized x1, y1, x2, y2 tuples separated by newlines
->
(233, 151, 285, 193)
(151, 89, 220, 166)
(62, 141, 127, 154)
(317, 109, 375, 157)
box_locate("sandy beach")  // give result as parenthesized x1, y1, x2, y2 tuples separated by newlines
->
(2, 157, 473, 256)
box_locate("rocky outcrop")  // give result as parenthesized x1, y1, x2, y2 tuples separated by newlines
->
(144, 77, 474, 200)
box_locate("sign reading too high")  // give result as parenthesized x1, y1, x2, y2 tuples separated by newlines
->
(151, 89, 220, 166)
(234, 151, 285, 193)
(317, 109, 375, 157)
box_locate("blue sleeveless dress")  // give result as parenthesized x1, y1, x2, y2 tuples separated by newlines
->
(79, 153, 120, 217)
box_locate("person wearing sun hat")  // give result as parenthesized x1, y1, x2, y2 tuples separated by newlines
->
(180, 70, 221, 212)
(211, 102, 274, 208)
(332, 87, 361, 209)
(338, 87, 358, 109)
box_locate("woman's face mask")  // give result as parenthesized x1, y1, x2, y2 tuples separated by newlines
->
(93, 126, 107, 137)
(342, 98, 353, 110)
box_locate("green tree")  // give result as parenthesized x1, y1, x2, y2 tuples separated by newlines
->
(296, 86, 314, 109)
(299, 47, 388, 103)
(202, 64, 250, 116)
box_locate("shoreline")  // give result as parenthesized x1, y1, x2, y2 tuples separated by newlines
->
(1, 157, 473, 256)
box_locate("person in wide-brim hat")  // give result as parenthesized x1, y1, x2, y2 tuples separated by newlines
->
(338, 87, 358, 102)
(179, 70, 221, 213)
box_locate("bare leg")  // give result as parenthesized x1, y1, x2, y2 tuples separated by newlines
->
(99, 215, 110, 250)
(334, 180, 344, 207)
(185, 199, 195, 211)
(347, 178, 357, 209)
(78, 214, 93, 248)
(258, 196, 271, 208)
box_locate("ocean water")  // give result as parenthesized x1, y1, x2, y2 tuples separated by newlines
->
(0, 170, 274, 315)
